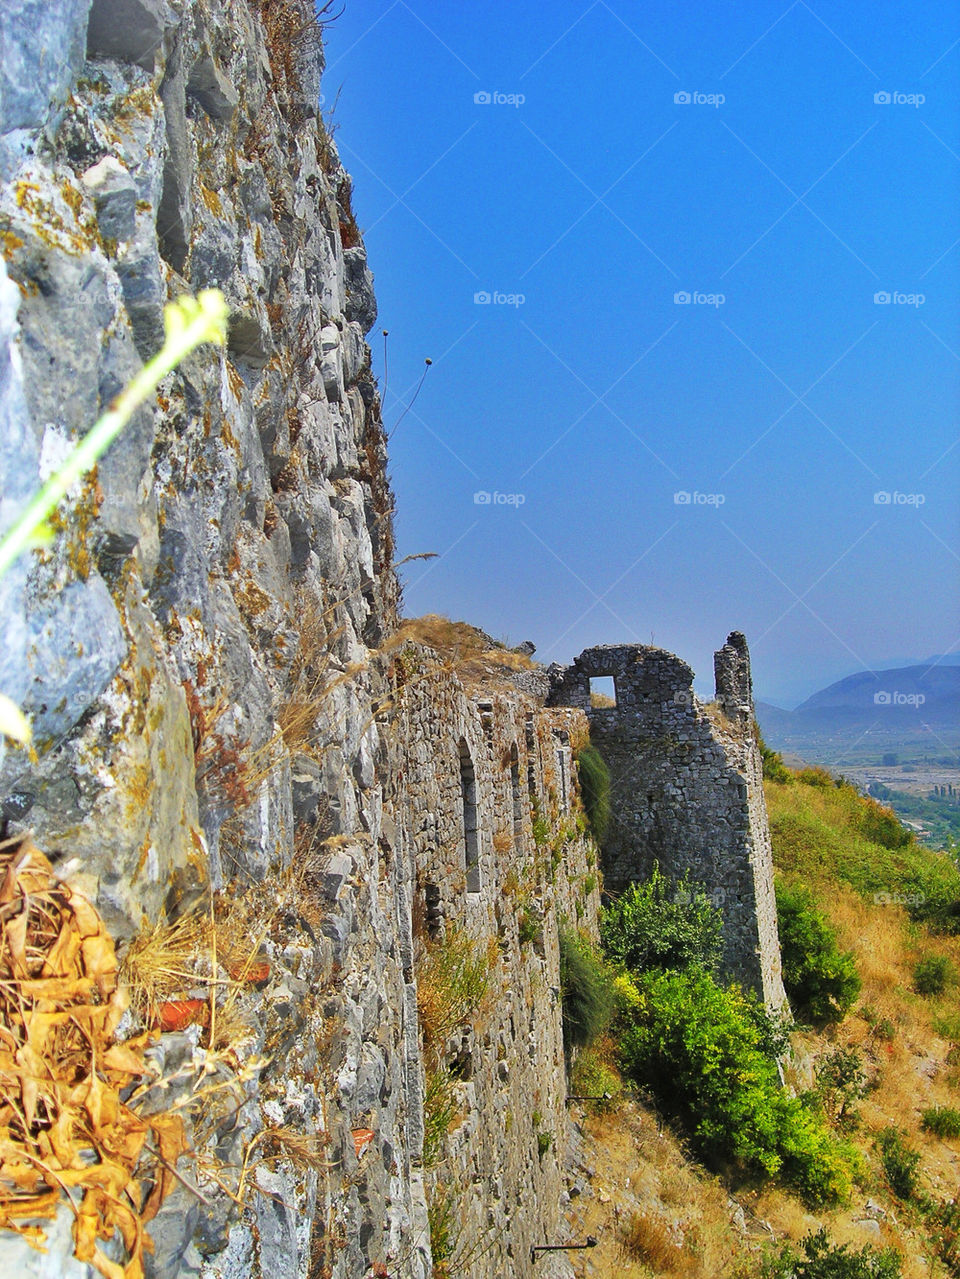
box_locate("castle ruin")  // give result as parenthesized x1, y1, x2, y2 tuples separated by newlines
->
(549, 632, 787, 1012)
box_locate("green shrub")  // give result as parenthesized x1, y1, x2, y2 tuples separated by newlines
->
(876, 1127, 920, 1199)
(422, 1066, 457, 1167)
(921, 1106, 960, 1139)
(617, 966, 851, 1204)
(517, 902, 542, 947)
(796, 766, 835, 788)
(427, 1185, 455, 1265)
(913, 953, 954, 996)
(761, 1227, 902, 1278)
(815, 1046, 868, 1128)
(933, 1011, 960, 1043)
(758, 730, 791, 783)
(601, 863, 724, 975)
(576, 745, 611, 843)
(776, 879, 860, 1024)
(558, 929, 614, 1054)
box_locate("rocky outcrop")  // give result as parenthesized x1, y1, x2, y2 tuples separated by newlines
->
(0, 3, 422, 1276)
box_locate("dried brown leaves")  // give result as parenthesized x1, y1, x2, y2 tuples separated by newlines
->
(0, 839, 185, 1278)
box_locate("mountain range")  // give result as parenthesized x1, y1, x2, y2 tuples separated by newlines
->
(756, 661, 960, 756)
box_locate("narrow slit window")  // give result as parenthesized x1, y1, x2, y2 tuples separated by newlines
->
(510, 746, 522, 838)
(459, 740, 481, 893)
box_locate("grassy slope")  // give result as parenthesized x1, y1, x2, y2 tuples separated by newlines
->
(568, 772, 960, 1278)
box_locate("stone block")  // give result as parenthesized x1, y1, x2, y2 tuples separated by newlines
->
(86, 0, 175, 70)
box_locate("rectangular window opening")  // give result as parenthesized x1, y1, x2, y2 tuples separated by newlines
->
(589, 675, 617, 708)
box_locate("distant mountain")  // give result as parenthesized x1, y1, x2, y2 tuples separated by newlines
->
(756, 663, 960, 755)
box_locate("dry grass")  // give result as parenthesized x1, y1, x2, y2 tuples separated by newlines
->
(388, 615, 535, 689)
(619, 1210, 684, 1269)
(416, 928, 496, 1062)
(121, 909, 210, 1017)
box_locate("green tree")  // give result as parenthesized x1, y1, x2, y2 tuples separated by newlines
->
(617, 966, 852, 1204)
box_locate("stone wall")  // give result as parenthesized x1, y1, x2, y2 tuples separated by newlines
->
(396, 651, 599, 1277)
(548, 636, 787, 1012)
(0, 5, 608, 1277)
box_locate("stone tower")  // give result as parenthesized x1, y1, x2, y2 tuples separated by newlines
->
(549, 634, 787, 1011)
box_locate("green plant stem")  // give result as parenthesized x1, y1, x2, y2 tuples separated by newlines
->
(0, 290, 228, 582)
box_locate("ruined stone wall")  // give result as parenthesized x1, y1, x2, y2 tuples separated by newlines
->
(548, 636, 787, 1012)
(395, 651, 599, 1279)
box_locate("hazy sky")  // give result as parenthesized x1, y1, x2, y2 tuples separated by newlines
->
(322, 1, 960, 706)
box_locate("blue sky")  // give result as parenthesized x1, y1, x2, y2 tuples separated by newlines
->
(321, 1, 960, 706)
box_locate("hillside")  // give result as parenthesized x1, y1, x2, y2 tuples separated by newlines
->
(562, 764, 960, 1278)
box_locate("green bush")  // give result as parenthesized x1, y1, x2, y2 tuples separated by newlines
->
(422, 1066, 457, 1168)
(921, 1106, 960, 1139)
(776, 880, 861, 1025)
(558, 929, 614, 1054)
(815, 1046, 868, 1128)
(876, 1127, 920, 1200)
(913, 954, 954, 996)
(761, 1227, 902, 1279)
(758, 730, 791, 783)
(617, 966, 852, 1204)
(601, 863, 724, 975)
(576, 745, 611, 843)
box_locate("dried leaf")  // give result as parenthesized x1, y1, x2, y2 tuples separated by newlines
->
(68, 893, 102, 940)
(4, 910, 28, 976)
(102, 1044, 148, 1078)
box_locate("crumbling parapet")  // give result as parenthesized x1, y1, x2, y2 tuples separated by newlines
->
(548, 636, 787, 1012)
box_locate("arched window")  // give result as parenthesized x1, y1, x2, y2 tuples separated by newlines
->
(459, 740, 481, 893)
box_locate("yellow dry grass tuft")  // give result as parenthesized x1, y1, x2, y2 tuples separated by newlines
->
(389, 614, 535, 689)
(619, 1210, 684, 1269)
